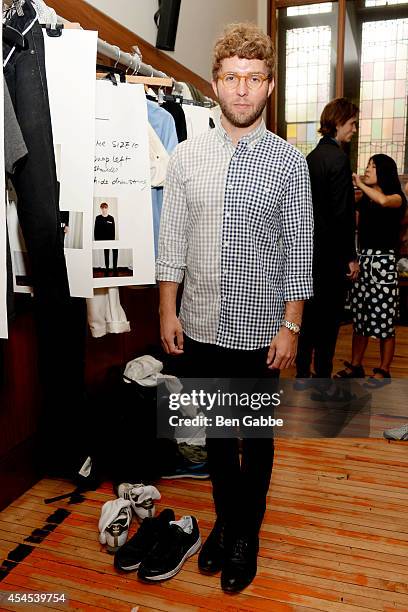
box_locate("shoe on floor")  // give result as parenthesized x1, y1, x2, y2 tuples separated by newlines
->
(98, 498, 133, 553)
(383, 423, 408, 440)
(221, 533, 259, 593)
(117, 483, 161, 521)
(198, 519, 228, 573)
(334, 361, 365, 379)
(138, 515, 201, 581)
(114, 508, 175, 571)
(364, 368, 391, 389)
(161, 460, 209, 480)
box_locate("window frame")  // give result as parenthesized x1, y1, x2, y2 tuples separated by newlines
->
(267, 0, 408, 180)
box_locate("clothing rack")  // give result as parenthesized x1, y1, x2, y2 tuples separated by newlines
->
(96, 38, 170, 82)
(158, 92, 214, 108)
(58, 12, 184, 93)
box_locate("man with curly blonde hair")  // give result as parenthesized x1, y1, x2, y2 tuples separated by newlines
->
(157, 23, 313, 592)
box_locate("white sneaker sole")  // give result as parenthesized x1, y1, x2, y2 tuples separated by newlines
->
(116, 561, 141, 571)
(139, 537, 202, 581)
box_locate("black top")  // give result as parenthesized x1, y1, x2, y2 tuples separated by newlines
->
(357, 193, 405, 251)
(94, 214, 115, 241)
(162, 101, 187, 143)
(306, 136, 356, 275)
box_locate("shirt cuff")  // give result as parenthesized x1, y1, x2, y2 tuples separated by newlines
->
(283, 276, 314, 302)
(156, 263, 185, 284)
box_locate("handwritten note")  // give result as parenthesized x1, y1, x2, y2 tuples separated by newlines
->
(93, 80, 155, 289)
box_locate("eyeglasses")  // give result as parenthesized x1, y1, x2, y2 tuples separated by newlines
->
(218, 72, 270, 91)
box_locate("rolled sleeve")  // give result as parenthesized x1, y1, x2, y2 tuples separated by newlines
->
(156, 149, 188, 283)
(281, 156, 314, 301)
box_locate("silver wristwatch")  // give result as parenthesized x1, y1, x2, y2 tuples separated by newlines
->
(282, 320, 301, 335)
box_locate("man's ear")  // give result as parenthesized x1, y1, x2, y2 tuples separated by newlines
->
(211, 80, 219, 99)
(268, 78, 275, 97)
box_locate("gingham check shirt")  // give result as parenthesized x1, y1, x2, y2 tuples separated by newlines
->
(156, 114, 313, 350)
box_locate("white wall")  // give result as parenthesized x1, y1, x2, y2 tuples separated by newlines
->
(86, 0, 267, 81)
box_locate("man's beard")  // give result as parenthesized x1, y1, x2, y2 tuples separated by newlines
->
(218, 94, 268, 128)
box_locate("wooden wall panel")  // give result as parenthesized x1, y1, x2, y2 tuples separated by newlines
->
(45, 0, 214, 99)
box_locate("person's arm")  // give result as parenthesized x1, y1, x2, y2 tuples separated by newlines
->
(156, 148, 187, 355)
(267, 156, 313, 370)
(159, 281, 184, 354)
(353, 173, 402, 209)
(328, 155, 358, 274)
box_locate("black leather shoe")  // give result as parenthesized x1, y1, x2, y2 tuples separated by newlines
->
(198, 520, 227, 573)
(221, 533, 258, 593)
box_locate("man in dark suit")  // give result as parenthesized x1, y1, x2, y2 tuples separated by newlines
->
(94, 202, 118, 276)
(296, 97, 360, 380)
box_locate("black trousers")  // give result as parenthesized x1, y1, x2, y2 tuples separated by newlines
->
(181, 335, 278, 535)
(296, 274, 348, 378)
(104, 249, 118, 271)
(4, 10, 87, 464)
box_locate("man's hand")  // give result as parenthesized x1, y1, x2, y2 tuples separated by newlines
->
(346, 260, 360, 281)
(267, 327, 298, 370)
(160, 313, 184, 355)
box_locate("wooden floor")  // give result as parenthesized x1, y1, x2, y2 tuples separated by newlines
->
(0, 324, 407, 611)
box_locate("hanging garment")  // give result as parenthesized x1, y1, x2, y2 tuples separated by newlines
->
(31, 0, 58, 26)
(3, 2, 88, 462)
(87, 287, 130, 338)
(4, 80, 27, 322)
(3, 3, 72, 342)
(161, 100, 187, 143)
(146, 100, 178, 256)
(148, 123, 170, 188)
(185, 82, 208, 104)
(177, 82, 193, 101)
(4, 80, 27, 174)
(182, 104, 211, 139)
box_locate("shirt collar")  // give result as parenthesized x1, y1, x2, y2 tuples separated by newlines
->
(214, 112, 266, 149)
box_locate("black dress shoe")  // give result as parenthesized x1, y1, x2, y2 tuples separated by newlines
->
(221, 533, 258, 593)
(198, 519, 227, 573)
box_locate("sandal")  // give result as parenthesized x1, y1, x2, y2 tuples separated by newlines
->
(334, 361, 365, 379)
(363, 368, 391, 389)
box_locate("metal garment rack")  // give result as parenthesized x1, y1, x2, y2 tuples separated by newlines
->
(56, 10, 183, 92)
(97, 38, 170, 81)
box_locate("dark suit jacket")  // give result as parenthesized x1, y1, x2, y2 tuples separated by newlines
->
(306, 136, 356, 277)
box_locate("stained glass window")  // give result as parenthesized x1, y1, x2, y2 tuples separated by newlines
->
(285, 26, 332, 155)
(287, 3, 333, 16)
(358, 18, 408, 173)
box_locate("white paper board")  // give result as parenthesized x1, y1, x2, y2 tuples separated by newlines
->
(93, 80, 155, 288)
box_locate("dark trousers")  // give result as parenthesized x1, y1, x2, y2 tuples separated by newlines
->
(4, 10, 87, 463)
(296, 274, 348, 378)
(104, 249, 118, 271)
(181, 335, 278, 535)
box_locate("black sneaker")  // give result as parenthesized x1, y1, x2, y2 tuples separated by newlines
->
(114, 508, 175, 571)
(138, 515, 201, 581)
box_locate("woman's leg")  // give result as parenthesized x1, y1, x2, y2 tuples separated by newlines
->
(351, 332, 369, 366)
(378, 336, 395, 374)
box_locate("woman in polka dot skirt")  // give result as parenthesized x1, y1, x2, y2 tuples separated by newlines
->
(336, 154, 406, 387)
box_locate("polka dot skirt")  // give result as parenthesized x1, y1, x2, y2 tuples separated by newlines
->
(351, 249, 398, 339)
